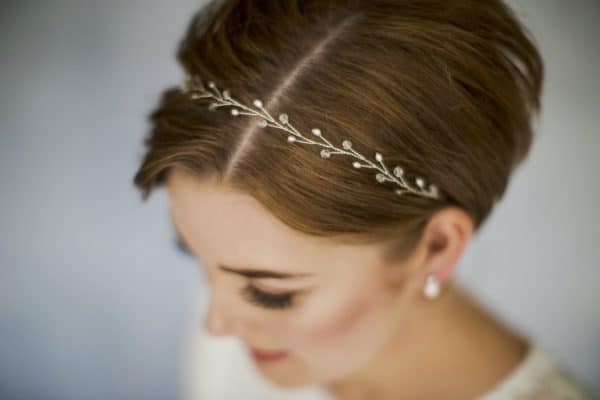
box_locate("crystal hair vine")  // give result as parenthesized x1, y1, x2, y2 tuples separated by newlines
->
(179, 73, 444, 201)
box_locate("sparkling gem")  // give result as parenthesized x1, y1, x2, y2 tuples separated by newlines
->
(352, 161, 361, 168)
(320, 149, 331, 158)
(253, 99, 262, 107)
(208, 81, 215, 88)
(342, 140, 352, 149)
(416, 177, 424, 188)
(279, 113, 288, 124)
(258, 119, 268, 128)
(376, 173, 386, 183)
(287, 136, 296, 142)
(231, 109, 239, 116)
(375, 152, 383, 162)
(393, 166, 404, 177)
(311, 128, 321, 136)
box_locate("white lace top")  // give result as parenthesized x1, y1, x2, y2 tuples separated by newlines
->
(183, 330, 592, 400)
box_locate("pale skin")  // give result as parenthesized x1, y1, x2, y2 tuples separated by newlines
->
(166, 167, 529, 400)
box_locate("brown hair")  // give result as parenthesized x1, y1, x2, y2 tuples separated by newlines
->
(133, 0, 544, 261)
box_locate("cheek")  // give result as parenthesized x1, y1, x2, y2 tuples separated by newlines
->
(316, 294, 376, 341)
(285, 284, 392, 351)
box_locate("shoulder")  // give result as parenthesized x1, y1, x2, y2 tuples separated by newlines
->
(476, 340, 593, 400)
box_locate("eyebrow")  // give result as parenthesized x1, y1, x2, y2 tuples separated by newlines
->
(217, 264, 312, 279)
(170, 212, 313, 280)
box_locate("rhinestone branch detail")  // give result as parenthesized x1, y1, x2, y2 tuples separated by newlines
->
(180, 74, 443, 200)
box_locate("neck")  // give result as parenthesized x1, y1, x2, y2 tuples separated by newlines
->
(324, 281, 529, 400)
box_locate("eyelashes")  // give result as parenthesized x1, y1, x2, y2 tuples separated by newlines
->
(172, 237, 297, 310)
(240, 283, 296, 310)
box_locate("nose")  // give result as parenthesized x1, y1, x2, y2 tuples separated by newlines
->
(201, 280, 236, 337)
(203, 303, 232, 336)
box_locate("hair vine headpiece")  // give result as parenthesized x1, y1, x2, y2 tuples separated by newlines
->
(179, 73, 445, 201)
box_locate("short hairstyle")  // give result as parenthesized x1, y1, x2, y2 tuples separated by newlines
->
(133, 0, 544, 260)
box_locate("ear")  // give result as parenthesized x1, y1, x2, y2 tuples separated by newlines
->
(378, 206, 474, 297)
(414, 206, 474, 286)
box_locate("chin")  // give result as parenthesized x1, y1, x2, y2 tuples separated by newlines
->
(264, 371, 313, 390)
(254, 357, 315, 389)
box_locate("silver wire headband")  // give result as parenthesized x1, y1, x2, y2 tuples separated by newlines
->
(179, 73, 444, 201)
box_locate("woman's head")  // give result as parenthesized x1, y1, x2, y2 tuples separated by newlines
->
(133, 0, 543, 389)
(166, 167, 473, 387)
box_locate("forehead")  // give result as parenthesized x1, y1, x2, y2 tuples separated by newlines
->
(165, 168, 383, 277)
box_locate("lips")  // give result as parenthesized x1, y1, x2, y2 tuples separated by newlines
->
(250, 347, 288, 362)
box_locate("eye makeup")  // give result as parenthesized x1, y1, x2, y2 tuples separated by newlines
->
(172, 234, 302, 311)
(240, 282, 296, 310)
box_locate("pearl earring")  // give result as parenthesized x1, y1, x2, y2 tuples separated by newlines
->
(423, 274, 441, 299)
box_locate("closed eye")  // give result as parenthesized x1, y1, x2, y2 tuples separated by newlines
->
(173, 234, 301, 310)
(240, 283, 296, 310)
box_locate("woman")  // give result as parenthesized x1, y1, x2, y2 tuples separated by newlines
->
(133, 0, 592, 398)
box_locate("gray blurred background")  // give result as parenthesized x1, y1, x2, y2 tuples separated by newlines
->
(0, 1, 598, 399)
